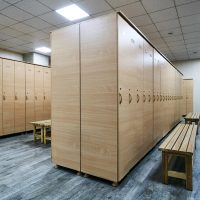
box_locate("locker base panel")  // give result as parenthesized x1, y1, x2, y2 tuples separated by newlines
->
(1, 132, 200, 199)
(0, 131, 27, 139)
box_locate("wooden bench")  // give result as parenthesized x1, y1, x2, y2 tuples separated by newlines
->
(30, 120, 51, 144)
(159, 123, 198, 190)
(184, 112, 200, 125)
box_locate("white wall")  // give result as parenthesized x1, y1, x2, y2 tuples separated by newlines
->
(174, 59, 200, 112)
(0, 49, 23, 61)
(33, 53, 49, 66)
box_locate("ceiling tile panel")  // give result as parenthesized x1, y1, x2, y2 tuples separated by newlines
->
(0, 32, 13, 40)
(15, 0, 51, 16)
(106, 0, 138, 8)
(77, 0, 112, 15)
(3, 0, 22, 4)
(177, 1, 200, 17)
(155, 19, 180, 31)
(0, 27, 23, 37)
(141, 0, 174, 13)
(150, 7, 178, 23)
(175, 0, 197, 6)
(6, 37, 29, 45)
(118, 1, 146, 18)
(182, 24, 200, 34)
(24, 17, 52, 29)
(0, 0, 10, 10)
(0, 14, 17, 26)
(164, 35, 184, 42)
(1, 6, 33, 21)
(130, 14, 152, 26)
(159, 27, 182, 37)
(184, 32, 200, 40)
(11, 23, 37, 34)
(180, 13, 200, 26)
(138, 24, 158, 33)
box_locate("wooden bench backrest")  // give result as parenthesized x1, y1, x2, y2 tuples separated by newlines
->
(159, 124, 197, 155)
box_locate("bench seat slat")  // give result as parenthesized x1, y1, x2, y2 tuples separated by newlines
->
(159, 124, 183, 150)
(172, 124, 189, 152)
(187, 125, 198, 154)
(179, 125, 194, 152)
(165, 124, 185, 151)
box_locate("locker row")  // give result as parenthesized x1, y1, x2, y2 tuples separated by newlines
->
(51, 12, 183, 184)
(0, 58, 51, 136)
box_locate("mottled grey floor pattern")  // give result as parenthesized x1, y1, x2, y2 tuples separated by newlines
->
(0, 128, 200, 200)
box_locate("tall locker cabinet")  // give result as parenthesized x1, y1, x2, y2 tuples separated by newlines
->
(51, 25, 81, 171)
(0, 59, 2, 136)
(2, 59, 15, 135)
(51, 12, 182, 184)
(14, 61, 25, 133)
(26, 64, 35, 131)
(43, 67, 51, 120)
(34, 66, 44, 121)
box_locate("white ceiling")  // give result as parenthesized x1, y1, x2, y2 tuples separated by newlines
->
(0, 0, 200, 61)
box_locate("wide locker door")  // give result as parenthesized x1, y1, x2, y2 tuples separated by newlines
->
(81, 14, 118, 182)
(143, 41, 153, 153)
(14, 61, 25, 133)
(43, 67, 51, 120)
(34, 66, 44, 121)
(25, 64, 35, 131)
(0, 59, 2, 136)
(186, 79, 193, 113)
(2, 59, 14, 135)
(153, 51, 161, 143)
(51, 25, 80, 171)
(118, 16, 143, 181)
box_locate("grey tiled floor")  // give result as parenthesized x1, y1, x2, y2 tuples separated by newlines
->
(0, 129, 200, 200)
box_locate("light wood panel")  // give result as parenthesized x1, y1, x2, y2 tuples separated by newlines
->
(143, 41, 153, 153)
(51, 25, 80, 171)
(0, 59, 2, 136)
(2, 59, 14, 135)
(181, 79, 187, 115)
(186, 80, 193, 113)
(118, 15, 143, 181)
(43, 67, 51, 120)
(14, 61, 25, 133)
(34, 66, 44, 121)
(81, 13, 118, 182)
(25, 64, 35, 131)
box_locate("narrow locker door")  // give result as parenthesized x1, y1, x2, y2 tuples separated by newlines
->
(2, 59, 15, 135)
(0, 59, 2, 136)
(118, 16, 142, 181)
(81, 14, 118, 182)
(34, 65, 44, 121)
(43, 67, 51, 120)
(51, 25, 80, 171)
(26, 64, 35, 131)
(186, 80, 193, 113)
(14, 61, 25, 133)
(143, 41, 153, 153)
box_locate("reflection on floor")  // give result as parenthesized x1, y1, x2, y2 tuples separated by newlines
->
(0, 128, 199, 200)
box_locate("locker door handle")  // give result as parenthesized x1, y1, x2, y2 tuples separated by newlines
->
(3, 95, 5, 100)
(44, 96, 46, 100)
(35, 96, 37, 100)
(153, 95, 155, 102)
(160, 95, 162, 101)
(157, 95, 159, 101)
(148, 94, 151, 102)
(137, 94, 140, 103)
(129, 93, 132, 104)
(119, 93, 122, 104)
(143, 94, 146, 103)
(15, 96, 18, 100)
(26, 95, 28, 100)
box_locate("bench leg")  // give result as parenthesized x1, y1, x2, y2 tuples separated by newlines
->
(44, 127, 46, 144)
(162, 152, 168, 184)
(33, 125, 36, 142)
(41, 128, 44, 143)
(186, 155, 193, 191)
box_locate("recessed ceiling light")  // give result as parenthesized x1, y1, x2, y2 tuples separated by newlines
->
(35, 47, 51, 54)
(56, 4, 89, 21)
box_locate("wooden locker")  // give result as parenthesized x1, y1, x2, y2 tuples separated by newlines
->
(143, 41, 153, 153)
(51, 25, 80, 171)
(81, 14, 118, 182)
(186, 79, 193, 113)
(14, 61, 25, 133)
(43, 67, 51, 120)
(34, 65, 44, 121)
(153, 51, 161, 143)
(2, 59, 15, 135)
(118, 15, 143, 181)
(0, 59, 2, 136)
(25, 64, 35, 131)
(181, 79, 186, 116)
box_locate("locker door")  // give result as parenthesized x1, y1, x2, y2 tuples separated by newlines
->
(143, 41, 153, 152)
(181, 80, 187, 115)
(26, 64, 35, 131)
(118, 16, 143, 181)
(51, 25, 80, 171)
(14, 61, 25, 133)
(43, 67, 51, 120)
(3, 59, 14, 135)
(186, 80, 193, 113)
(0, 59, 2, 136)
(34, 65, 44, 121)
(153, 51, 161, 143)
